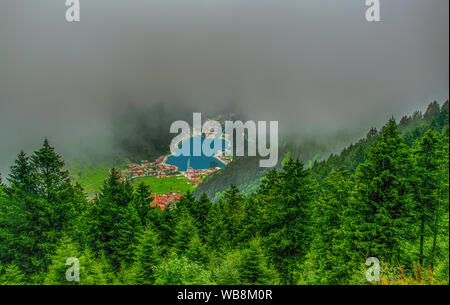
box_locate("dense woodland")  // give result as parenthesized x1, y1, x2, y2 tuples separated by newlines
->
(0, 101, 448, 285)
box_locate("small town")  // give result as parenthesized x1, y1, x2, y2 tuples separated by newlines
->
(119, 153, 229, 209)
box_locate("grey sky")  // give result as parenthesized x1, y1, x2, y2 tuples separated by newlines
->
(0, 0, 448, 172)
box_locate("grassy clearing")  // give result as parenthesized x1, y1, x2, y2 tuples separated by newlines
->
(68, 160, 209, 196)
(132, 176, 196, 194)
(69, 163, 122, 193)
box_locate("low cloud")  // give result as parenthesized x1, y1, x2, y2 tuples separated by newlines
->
(0, 0, 448, 173)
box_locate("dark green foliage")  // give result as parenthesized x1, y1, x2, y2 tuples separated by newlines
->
(133, 182, 153, 227)
(258, 159, 315, 284)
(194, 156, 268, 200)
(44, 236, 111, 285)
(349, 119, 415, 266)
(206, 200, 228, 251)
(186, 234, 209, 266)
(413, 130, 442, 266)
(424, 101, 441, 120)
(213, 252, 241, 285)
(0, 101, 448, 285)
(173, 212, 198, 255)
(188, 193, 210, 240)
(207, 185, 244, 250)
(134, 228, 161, 284)
(152, 205, 177, 253)
(86, 168, 140, 268)
(0, 140, 80, 275)
(153, 256, 214, 285)
(238, 239, 272, 284)
(239, 196, 260, 242)
(309, 167, 354, 283)
(0, 263, 26, 285)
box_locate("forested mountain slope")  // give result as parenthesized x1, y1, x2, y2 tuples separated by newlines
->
(0, 101, 448, 285)
(196, 101, 449, 200)
(311, 100, 448, 182)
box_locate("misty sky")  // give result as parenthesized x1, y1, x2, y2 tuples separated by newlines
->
(0, 0, 448, 172)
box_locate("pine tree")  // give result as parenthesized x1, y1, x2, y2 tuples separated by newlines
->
(430, 132, 449, 267)
(31, 139, 73, 204)
(424, 101, 440, 120)
(174, 212, 198, 255)
(438, 100, 449, 126)
(213, 251, 241, 285)
(413, 130, 442, 266)
(259, 159, 315, 284)
(206, 200, 227, 251)
(7, 150, 35, 194)
(87, 168, 140, 268)
(31, 139, 78, 268)
(0, 263, 26, 285)
(238, 238, 271, 284)
(1, 141, 78, 274)
(206, 185, 244, 250)
(239, 196, 261, 242)
(186, 234, 209, 266)
(350, 119, 414, 266)
(176, 190, 195, 212)
(132, 182, 152, 227)
(0, 155, 25, 265)
(154, 207, 177, 253)
(44, 236, 111, 285)
(310, 167, 353, 283)
(153, 255, 214, 285)
(134, 228, 161, 284)
(66, 182, 89, 244)
(221, 185, 244, 248)
(188, 193, 210, 240)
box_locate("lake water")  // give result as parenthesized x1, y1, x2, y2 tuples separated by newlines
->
(166, 136, 228, 171)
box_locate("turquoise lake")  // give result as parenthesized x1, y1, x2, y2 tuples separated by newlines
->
(166, 136, 228, 171)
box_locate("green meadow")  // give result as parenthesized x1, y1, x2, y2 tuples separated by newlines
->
(69, 159, 208, 196)
(69, 162, 124, 193)
(132, 175, 197, 194)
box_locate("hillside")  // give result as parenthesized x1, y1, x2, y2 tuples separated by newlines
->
(0, 100, 448, 285)
(195, 101, 449, 200)
(311, 100, 449, 181)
